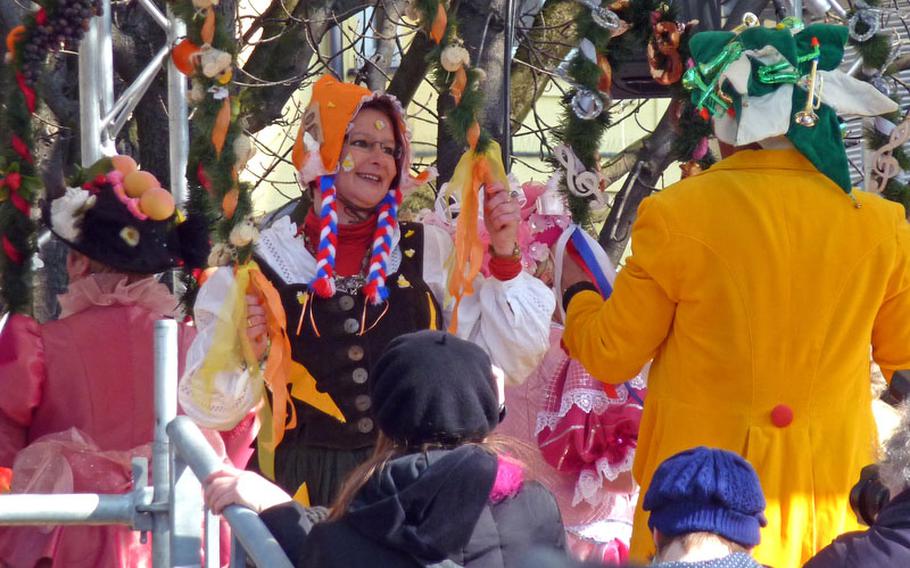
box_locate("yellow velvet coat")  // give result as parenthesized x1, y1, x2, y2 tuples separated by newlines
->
(564, 149, 910, 567)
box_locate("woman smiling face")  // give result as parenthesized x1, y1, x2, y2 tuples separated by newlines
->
(332, 107, 400, 215)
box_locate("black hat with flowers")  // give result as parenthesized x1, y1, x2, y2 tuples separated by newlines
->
(47, 157, 209, 274)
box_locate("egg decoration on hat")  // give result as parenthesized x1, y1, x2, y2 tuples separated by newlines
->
(140, 187, 176, 221)
(123, 171, 161, 198)
(111, 155, 139, 175)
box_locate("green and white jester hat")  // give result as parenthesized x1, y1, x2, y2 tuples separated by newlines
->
(683, 20, 898, 193)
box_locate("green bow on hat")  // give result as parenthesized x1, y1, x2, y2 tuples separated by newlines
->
(684, 22, 898, 192)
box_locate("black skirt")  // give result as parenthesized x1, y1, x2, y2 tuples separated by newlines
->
(273, 443, 374, 507)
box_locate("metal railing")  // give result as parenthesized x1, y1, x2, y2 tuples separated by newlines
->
(0, 321, 293, 568)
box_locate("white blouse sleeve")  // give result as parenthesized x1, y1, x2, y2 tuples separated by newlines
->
(178, 267, 263, 431)
(422, 224, 556, 385)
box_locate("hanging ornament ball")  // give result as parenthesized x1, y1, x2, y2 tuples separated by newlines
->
(229, 221, 257, 247)
(233, 135, 256, 171)
(111, 155, 138, 175)
(200, 48, 232, 78)
(440, 45, 470, 73)
(172, 39, 201, 76)
(571, 88, 604, 120)
(591, 6, 621, 31)
(870, 75, 892, 96)
(849, 9, 881, 43)
(140, 187, 176, 221)
(123, 171, 160, 198)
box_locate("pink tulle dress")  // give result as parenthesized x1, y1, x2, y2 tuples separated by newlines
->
(0, 274, 252, 568)
(499, 325, 646, 564)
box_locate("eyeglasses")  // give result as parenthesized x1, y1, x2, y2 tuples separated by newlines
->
(345, 137, 401, 160)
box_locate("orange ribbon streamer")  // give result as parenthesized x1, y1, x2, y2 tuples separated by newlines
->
(248, 268, 296, 449)
(201, 7, 216, 45)
(451, 66, 467, 104)
(430, 3, 447, 44)
(5, 25, 25, 58)
(212, 97, 231, 157)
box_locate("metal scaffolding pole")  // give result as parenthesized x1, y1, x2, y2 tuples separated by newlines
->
(77, 0, 188, 203)
(152, 320, 178, 566)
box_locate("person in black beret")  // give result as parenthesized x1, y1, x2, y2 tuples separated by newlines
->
(643, 446, 767, 567)
(202, 329, 566, 567)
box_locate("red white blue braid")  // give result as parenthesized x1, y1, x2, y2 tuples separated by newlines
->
(310, 175, 338, 298)
(363, 188, 401, 305)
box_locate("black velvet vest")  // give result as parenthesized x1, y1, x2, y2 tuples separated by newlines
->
(258, 222, 442, 450)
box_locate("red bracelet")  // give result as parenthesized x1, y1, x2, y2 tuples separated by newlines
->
(489, 254, 522, 281)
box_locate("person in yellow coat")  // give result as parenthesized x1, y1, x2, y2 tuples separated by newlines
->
(560, 22, 908, 567)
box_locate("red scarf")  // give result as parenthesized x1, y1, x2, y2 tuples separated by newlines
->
(303, 209, 377, 277)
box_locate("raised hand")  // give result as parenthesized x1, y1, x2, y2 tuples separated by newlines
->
(245, 294, 268, 361)
(483, 182, 520, 257)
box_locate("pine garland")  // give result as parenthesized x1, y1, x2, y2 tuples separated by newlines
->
(850, 0, 910, 213)
(1, 0, 100, 314)
(168, 0, 251, 309)
(415, 0, 491, 154)
(551, 0, 709, 227)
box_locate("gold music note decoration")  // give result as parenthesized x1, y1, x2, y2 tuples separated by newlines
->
(868, 118, 910, 195)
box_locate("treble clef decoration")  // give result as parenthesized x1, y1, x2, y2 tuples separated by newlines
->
(553, 144, 607, 206)
(868, 117, 910, 194)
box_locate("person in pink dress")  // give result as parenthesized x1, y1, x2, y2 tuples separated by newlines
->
(0, 161, 210, 568)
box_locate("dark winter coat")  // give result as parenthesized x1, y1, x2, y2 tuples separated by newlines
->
(803, 488, 910, 568)
(261, 445, 566, 568)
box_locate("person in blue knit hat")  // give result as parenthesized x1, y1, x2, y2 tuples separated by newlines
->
(644, 447, 767, 567)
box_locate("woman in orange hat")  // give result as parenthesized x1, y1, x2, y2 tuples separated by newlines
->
(179, 75, 556, 506)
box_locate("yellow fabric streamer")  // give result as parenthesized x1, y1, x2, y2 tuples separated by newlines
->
(195, 262, 296, 453)
(289, 361, 346, 423)
(445, 141, 509, 333)
(293, 482, 311, 507)
(257, 397, 276, 481)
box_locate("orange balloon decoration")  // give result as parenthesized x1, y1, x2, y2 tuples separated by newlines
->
(172, 39, 201, 76)
(451, 66, 467, 105)
(430, 3, 447, 44)
(201, 7, 215, 46)
(212, 97, 231, 158)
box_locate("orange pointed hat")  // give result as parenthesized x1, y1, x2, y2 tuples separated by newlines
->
(291, 74, 412, 184)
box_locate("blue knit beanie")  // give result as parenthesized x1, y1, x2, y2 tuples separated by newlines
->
(643, 447, 767, 548)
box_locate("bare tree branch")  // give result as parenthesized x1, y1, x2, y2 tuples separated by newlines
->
(241, 0, 376, 134)
(365, 0, 406, 90)
(892, 54, 910, 74)
(386, 31, 435, 106)
(510, 0, 582, 125)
